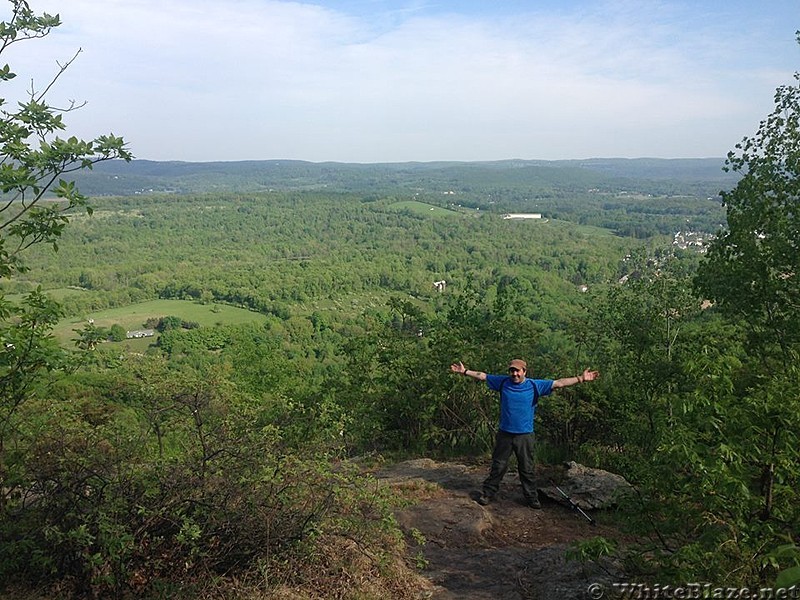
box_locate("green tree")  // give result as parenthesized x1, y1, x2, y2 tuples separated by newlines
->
(696, 34, 800, 367)
(582, 253, 702, 466)
(612, 34, 800, 586)
(0, 0, 130, 512)
(0, 2, 131, 279)
(109, 323, 126, 342)
(157, 315, 183, 332)
(690, 33, 800, 585)
(72, 321, 108, 350)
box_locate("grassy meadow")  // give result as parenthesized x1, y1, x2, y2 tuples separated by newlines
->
(51, 298, 269, 347)
(388, 200, 465, 216)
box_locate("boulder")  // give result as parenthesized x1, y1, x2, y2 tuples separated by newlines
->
(540, 461, 631, 510)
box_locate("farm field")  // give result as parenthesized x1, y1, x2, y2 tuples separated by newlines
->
(388, 200, 464, 217)
(52, 298, 269, 346)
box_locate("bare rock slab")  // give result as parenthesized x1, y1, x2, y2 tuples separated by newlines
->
(540, 461, 631, 510)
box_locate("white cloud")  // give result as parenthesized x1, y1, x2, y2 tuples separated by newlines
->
(3, 0, 796, 161)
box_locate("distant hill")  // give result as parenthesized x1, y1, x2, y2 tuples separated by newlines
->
(69, 157, 738, 197)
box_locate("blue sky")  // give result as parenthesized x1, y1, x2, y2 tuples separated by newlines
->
(5, 0, 798, 163)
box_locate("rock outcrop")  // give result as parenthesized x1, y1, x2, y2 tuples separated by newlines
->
(540, 460, 632, 510)
(373, 458, 626, 599)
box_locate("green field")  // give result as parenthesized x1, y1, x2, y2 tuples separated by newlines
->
(388, 200, 464, 216)
(53, 299, 269, 346)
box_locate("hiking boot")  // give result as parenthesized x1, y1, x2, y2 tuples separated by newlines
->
(527, 494, 542, 509)
(476, 493, 494, 506)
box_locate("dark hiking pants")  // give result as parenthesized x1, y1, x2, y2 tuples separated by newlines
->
(482, 430, 537, 501)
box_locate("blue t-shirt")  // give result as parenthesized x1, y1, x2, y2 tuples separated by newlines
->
(486, 374, 554, 434)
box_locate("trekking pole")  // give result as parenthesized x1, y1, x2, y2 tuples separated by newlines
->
(550, 479, 595, 525)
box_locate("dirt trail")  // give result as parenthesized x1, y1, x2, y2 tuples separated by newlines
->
(373, 459, 622, 600)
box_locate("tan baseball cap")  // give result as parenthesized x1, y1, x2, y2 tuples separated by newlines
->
(508, 359, 527, 370)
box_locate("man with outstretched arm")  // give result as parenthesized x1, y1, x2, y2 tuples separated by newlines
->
(450, 358, 599, 508)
